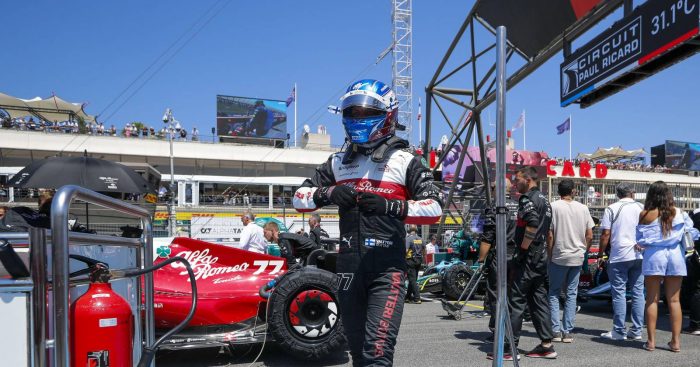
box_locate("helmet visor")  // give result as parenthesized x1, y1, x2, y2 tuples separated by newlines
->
(342, 106, 386, 119)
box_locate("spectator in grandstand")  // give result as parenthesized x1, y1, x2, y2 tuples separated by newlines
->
(142, 125, 149, 138)
(685, 208, 700, 336)
(27, 118, 37, 130)
(636, 181, 699, 352)
(243, 190, 250, 207)
(238, 210, 267, 253)
(263, 221, 318, 266)
(131, 124, 138, 137)
(307, 213, 329, 247)
(110, 125, 116, 136)
(598, 182, 645, 341)
(221, 187, 233, 205)
(149, 126, 155, 138)
(125, 123, 131, 137)
(546, 179, 594, 344)
(502, 166, 555, 360)
(192, 127, 199, 141)
(405, 225, 424, 304)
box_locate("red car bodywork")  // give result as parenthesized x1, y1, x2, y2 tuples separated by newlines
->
(152, 237, 287, 347)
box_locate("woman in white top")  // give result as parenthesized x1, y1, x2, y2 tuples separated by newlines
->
(636, 181, 699, 352)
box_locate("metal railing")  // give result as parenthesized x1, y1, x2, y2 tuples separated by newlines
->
(546, 177, 700, 210)
(48, 185, 154, 367)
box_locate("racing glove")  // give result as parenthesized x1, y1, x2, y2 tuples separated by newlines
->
(313, 185, 357, 209)
(357, 192, 408, 219)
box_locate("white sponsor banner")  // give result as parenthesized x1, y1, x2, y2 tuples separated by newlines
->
(190, 216, 244, 241)
(190, 215, 341, 242)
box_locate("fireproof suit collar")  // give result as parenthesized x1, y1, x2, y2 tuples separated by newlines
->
(341, 135, 409, 165)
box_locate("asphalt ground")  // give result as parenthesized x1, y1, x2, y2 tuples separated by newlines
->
(157, 298, 700, 367)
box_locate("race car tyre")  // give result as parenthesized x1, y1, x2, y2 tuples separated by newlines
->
(442, 263, 471, 300)
(267, 267, 345, 359)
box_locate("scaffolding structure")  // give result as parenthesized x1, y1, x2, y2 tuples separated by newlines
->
(423, 0, 624, 237)
(392, 0, 413, 142)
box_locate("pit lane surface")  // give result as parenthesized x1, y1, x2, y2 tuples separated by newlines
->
(157, 299, 700, 366)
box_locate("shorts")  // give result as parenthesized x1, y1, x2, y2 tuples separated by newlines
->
(642, 244, 687, 276)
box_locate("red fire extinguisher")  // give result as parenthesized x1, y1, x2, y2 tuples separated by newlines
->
(70, 264, 134, 367)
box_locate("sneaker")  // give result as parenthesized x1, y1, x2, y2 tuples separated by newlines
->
(627, 332, 642, 341)
(576, 305, 582, 313)
(552, 332, 563, 342)
(562, 333, 574, 343)
(600, 330, 627, 340)
(682, 327, 700, 335)
(525, 344, 557, 359)
(487, 350, 521, 361)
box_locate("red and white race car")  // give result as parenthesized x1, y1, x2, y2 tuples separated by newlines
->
(152, 237, 345, 359)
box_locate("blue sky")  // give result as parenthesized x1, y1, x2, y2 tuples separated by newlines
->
(1, 0, 698, 160)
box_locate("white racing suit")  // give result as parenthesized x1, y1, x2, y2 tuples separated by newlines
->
(293, 139, 442, 366)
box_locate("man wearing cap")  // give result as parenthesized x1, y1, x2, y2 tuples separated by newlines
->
(598, 182, 645, 340)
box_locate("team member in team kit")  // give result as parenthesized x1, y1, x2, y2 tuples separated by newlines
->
(498, 166, 556, 360)
(293, 79, 442, 366)
(479, 180, 518, 343)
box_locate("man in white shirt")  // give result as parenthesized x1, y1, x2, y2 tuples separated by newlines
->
(238, 210, 267, 253)
(547, 179, 594, 343)
(598, 182, 644, 341)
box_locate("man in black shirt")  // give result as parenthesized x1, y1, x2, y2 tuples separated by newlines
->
(507, 166, 555, 359)
(263, 221, 319, 267)
(405, 225, 424, 303)
(308, 213, 330, 248)
(479, 181, 518, 342)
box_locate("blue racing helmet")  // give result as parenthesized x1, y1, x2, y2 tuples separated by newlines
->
(340, 79, 398, 147)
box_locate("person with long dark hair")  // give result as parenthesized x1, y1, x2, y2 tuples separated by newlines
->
(636, 181, 699, 352)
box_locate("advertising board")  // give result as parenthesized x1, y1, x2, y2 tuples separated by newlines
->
(561, 0, 699, 106)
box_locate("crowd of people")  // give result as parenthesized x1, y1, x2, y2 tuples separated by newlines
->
(473, 173, 700, 360)
(1, 116, 202, 141)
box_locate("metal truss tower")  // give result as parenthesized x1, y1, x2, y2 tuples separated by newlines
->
(424, 0, 624, 237)
(392, 0, 413, 142)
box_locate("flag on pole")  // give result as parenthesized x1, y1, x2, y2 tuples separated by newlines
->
(556, 117, 571, 135)
(327, 105, 341, 114)
(286, 86, 296, 107)
(512, 110, 524, 130)
(417, 98, 422, 121)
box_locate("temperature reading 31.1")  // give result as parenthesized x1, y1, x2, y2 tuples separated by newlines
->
(651, 0, 697, 35)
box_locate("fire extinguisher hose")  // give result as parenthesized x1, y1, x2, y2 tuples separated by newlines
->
(116, 256, 197, 367)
